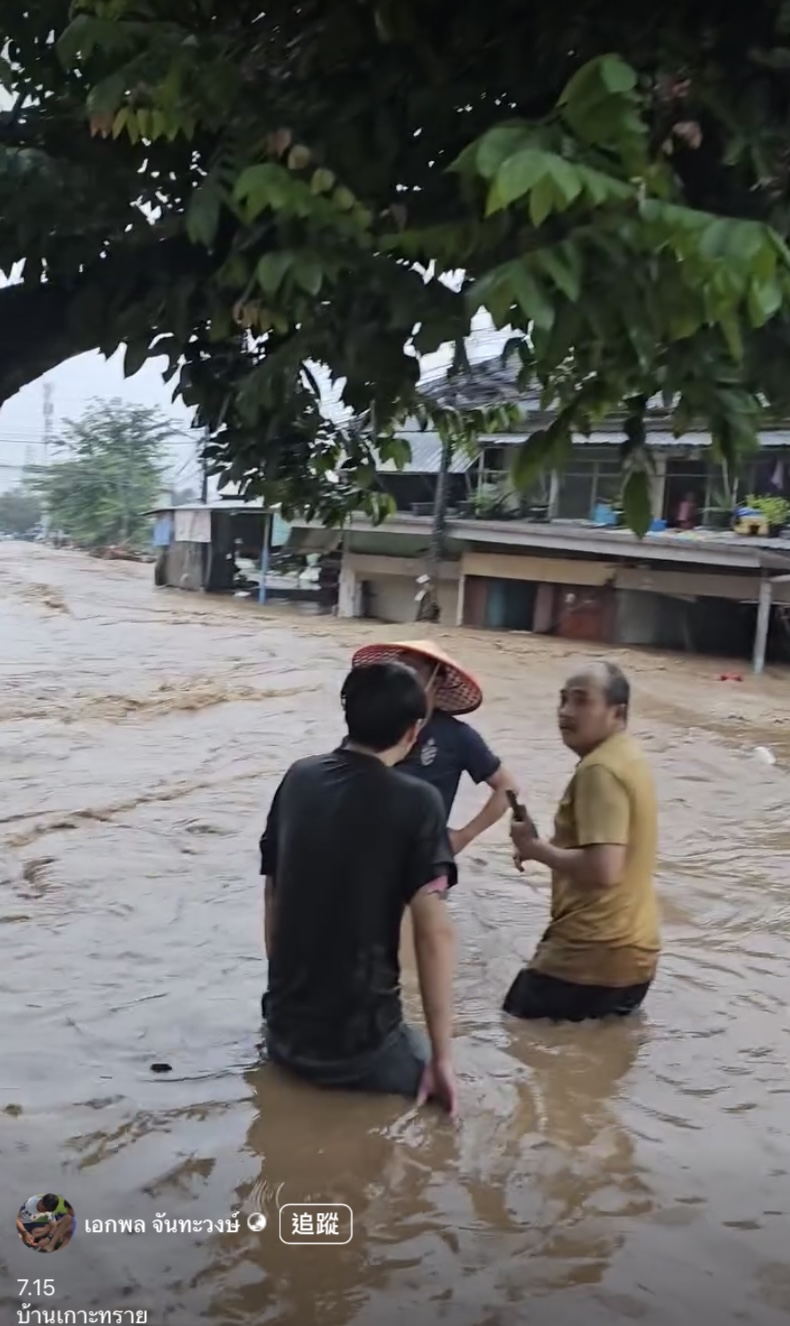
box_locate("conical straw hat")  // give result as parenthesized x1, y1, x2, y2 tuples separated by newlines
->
(351, 639, 483, 715)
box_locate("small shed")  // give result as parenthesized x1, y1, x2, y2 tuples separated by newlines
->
(146, 501, 287, 593)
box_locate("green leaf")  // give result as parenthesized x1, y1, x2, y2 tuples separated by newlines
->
(186, 183, 221, 248)
(487, 149, 548, 214)
(622, 469, 652, 538)
(599, 54, 638, 95)
(311, 168, 336, 194)
(413, 315, 459, 355)
(353, 462, 377, 489)
(474, 124, 531, 180)
(287, 144, 312, 171)
(86, 73, 126, 118)
(558, 56, 645, 159)
(509, 265, 555, 330)
(487, 150, 583, 217)
(381, 436, 412, 470)
(528, 176, 556, 227)
(511, 428, 560, 489)
(546, 157, 585, 206)
(576, 165, 632, 206)
(256, 251, 294, 295)
(747, 277, 783, 327)
(719, 311, 744, 361)
(698, 218, 733, 260)
(332, 186, 356, 212)
(123, 339, 150, 379)
(533, 245, 582, 302)
(233, 164, 291, 216)
(293, 256, 323, 296)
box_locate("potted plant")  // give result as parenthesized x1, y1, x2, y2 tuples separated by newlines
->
(703, 506, 733, 530)
(471, 479, 523, 520)
(747, 493, 790, 537)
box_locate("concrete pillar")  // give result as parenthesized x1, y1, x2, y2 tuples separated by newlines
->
(548, 470, 560, 519)
(455, 573, 466, 626)
(337, 561, 361, 619)
(532, 582, 554, 633)
(650, 456, 667, 520)
(753, 577, 772, 675)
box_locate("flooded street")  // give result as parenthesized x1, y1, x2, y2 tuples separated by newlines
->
(3, 541, 790, 1325)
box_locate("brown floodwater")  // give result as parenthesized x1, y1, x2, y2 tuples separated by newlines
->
(2, 542, 790, 1326)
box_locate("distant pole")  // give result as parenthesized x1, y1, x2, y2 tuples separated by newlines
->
(41, 382, 54, 537)
(258, 513, 271, 605)
(200, 424, 209, 503)
(43, 382, 53, 467)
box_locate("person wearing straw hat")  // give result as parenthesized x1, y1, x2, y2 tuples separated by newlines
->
(350, 639, 521, 856)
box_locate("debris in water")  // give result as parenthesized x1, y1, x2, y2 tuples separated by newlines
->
(753, 746, 777, 766)
(150, 1062, 173, 1073)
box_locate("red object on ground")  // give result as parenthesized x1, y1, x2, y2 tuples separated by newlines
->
(718, 673, 744, 682)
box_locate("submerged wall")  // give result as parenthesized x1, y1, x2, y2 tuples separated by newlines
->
(165, 541, 206, 592)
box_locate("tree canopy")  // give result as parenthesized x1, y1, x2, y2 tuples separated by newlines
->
(30, 399, 171, 548)
(4, 2, 790, 532)
(0, 487, 42, 536)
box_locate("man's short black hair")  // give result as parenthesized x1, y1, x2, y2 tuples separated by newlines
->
(602, 661, 630, 717)
(40, 1194, 59, 1211)
(341, 661, 427, 752)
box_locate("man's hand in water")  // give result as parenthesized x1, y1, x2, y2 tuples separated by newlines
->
(417, 1056, 458, 1117)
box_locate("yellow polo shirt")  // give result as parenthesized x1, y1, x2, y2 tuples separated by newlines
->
(530, 731, 660, 987)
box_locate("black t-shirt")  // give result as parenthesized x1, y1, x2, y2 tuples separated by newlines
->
(397, 711, 501, 819)
(260, 747, 455, 1069)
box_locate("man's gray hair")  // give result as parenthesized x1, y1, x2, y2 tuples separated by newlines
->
(601, 661, 630, 716)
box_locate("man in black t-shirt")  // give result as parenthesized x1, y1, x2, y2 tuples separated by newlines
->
(260, 661, 458, 1113)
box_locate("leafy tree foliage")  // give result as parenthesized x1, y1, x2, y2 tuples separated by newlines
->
(4, 3, 790, 532)
(30, 399, 171, 548)
(0, 487, 42, 535)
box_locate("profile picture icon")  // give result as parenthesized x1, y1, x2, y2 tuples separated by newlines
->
(16, 1194, 75, 1252)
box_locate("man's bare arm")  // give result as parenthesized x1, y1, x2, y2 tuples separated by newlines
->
(453, 765, 521, 853)
(515, 838, 626, 887)
(410, 880, 454, 1062)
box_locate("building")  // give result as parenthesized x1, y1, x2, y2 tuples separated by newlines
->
(285, 362, 790, 671)
(147, 501, 290, 593)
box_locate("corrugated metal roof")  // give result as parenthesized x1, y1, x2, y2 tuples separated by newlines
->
(143, 500, 268, 515)
(477, 431, 790, 450)
(378, 433, 478, 475)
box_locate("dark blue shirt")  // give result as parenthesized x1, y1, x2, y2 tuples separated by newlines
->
(398, 711, 501, 820)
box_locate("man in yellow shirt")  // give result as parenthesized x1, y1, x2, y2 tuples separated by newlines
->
(506, 660, 659, 1021)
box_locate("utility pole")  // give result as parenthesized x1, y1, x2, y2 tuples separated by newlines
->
(41, 382, 54, 538)
(417, 431, 452, 623)
(43, 382, 53, 468)
(200, 424, 209, 504)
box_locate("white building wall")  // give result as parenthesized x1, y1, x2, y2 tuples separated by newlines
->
(366, 575, 458, 624)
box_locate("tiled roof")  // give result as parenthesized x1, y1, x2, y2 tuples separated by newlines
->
(418, 356, 790, 446)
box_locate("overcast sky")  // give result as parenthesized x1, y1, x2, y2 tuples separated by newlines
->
(0, 349, 199, 496)
(0, 313, 507, 496)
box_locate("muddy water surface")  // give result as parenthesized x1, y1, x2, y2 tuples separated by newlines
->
(2, 543, 790, 1325)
